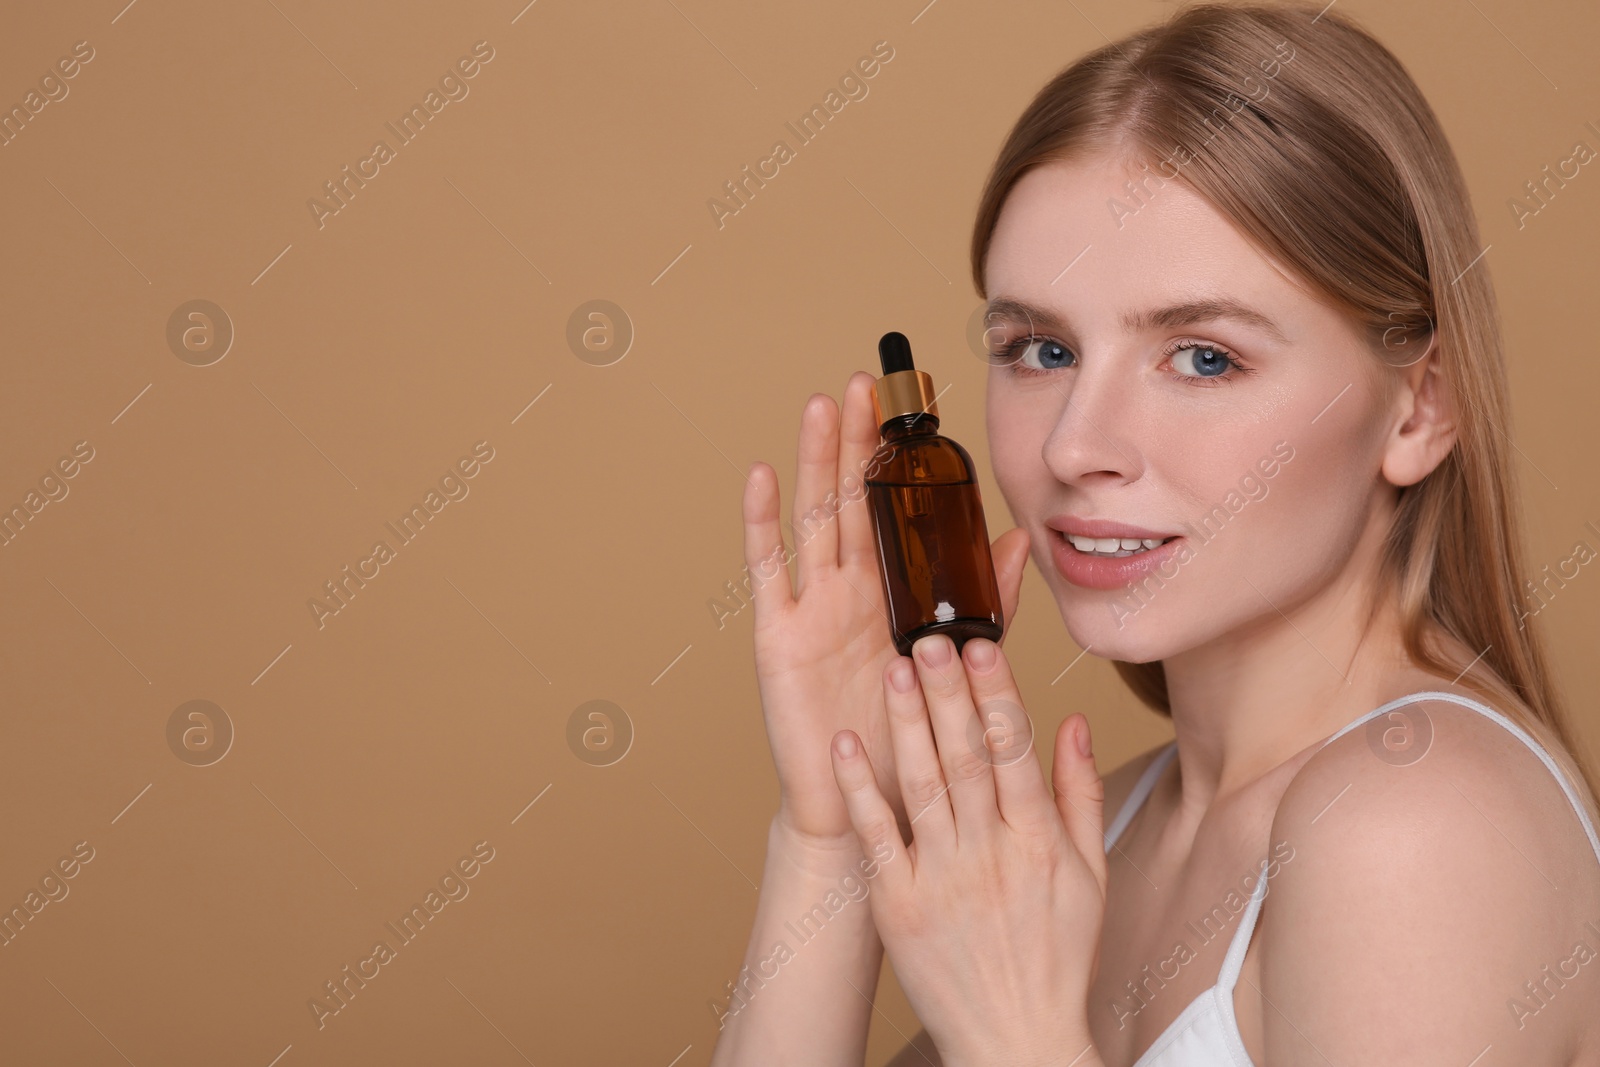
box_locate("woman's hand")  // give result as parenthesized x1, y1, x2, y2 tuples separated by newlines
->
(743, 371, 1029, 850)
(827, 631, 1108, 1067)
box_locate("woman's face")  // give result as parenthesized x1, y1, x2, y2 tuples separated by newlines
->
(984, 152, 1401, 663)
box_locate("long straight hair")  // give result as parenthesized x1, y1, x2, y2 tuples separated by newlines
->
(969, 1, 1600, 814)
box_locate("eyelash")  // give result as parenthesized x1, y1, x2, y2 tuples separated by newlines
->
(993, 335, 1254, 386)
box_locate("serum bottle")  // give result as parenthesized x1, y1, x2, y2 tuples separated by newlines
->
(866, 331, 1003, 657)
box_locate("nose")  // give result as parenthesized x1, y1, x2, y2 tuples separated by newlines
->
(1040, 354, 1142, 488)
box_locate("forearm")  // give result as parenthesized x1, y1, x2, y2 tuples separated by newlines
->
(708, 815, 891, 1067)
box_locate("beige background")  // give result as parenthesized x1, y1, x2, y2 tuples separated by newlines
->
(0, 0, 1596, 1063)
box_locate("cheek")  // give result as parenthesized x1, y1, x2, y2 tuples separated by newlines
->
(1180, 421, 1378, 604)
(1260, 426, 1379, 560)
(986, 388, 1054, 499)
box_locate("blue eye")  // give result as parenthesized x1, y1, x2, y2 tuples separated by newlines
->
(992, 336, 1075, 375)
(993, 334, 1251, 387)
(1169, 343, 1237, 379)
(1023, 338, 1074, 371)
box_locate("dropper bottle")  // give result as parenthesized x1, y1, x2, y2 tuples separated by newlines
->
(866, 331, 1003, 657)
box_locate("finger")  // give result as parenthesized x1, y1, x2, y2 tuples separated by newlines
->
(837, 372, 886, 569)
(959, 638, 1056, 832)
(910, 634, 1001, 846)
(790, 393, 841, 595)
(990, 527, 1030, 648)
(830, 729, 917, 891)
(882, 655, 956, 851)
(1052, 714, 1108, 896)
(741, 461, 795, 617)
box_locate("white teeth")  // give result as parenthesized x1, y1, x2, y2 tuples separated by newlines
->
(1065, 533, 1173, 558)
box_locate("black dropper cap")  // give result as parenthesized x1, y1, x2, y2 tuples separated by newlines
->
(871, 331, 938, 424)
(878, 331, 915, 374)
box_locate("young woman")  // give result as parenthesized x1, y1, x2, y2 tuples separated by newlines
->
(710, 3, 1600, 1064)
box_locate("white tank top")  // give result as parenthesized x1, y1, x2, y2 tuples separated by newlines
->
(1101, 690, 1600, 1066)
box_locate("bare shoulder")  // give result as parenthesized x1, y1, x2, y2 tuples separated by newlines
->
(1255, 687, 1600, 1064)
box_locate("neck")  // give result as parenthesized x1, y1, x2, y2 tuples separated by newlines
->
(1160, 563, 1418, 812)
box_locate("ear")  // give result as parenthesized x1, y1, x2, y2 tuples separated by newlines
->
(1380, 334, 1457, 488)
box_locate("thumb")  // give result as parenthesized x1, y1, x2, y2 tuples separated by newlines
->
(1053, 713, 1107, 896)
(991, 527, 1030, 648)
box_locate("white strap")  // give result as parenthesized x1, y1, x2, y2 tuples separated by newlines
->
(1216, 687, 1600, 993)
(1103, 741, 1178, 852)
(1320, 690, 1600, 863)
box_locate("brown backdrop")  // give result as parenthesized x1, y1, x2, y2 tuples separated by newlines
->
(1, 1, 1596, 1063)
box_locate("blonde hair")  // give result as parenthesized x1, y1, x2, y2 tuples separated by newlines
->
(969, 1, 1600, 813)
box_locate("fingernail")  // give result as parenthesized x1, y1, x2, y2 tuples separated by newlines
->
(889, 659, 916, 692)
(835, 732, 859, 758)
(965, 639, 996, 672)
(917, 636, 951, 666)
(1075, 717, 1093, 758)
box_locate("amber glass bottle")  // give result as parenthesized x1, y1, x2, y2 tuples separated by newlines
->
(866, 331, 1003, 658)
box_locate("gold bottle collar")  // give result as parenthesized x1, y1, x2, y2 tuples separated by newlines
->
(872, 369, 939, 424)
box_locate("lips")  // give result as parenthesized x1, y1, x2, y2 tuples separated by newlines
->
(1046, 516, 1177, 541)
(1045, 518, 1186, 590)
(1062, 533, 1177, 557)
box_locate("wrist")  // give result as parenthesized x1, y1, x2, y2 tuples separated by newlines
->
(765, 813, 894, 935)
(768, 810, 867, 876)
(940, 1031, 1102, 1067)
(946, 1049, 1103, 1067)
(763, 811, 887, 957)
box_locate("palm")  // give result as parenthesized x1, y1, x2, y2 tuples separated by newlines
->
(752, 530, 905, 841)
(743, 372, 1025, 846)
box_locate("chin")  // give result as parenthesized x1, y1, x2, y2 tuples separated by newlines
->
(1062, 604, 1177, 662)
(1054, 590, 1190, 664)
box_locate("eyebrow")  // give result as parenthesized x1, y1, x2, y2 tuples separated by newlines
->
(983, 295, 1289, 345)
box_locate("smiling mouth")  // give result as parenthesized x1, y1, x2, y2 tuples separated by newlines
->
(1058, 532, 1179, 558)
